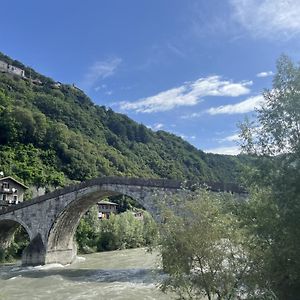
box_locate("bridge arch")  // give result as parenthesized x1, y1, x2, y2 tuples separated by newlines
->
(0, 217, 33, 243)
(0, 217, 47, 266)
(45, 183, 165, 265)
(0, 218, 32, 262)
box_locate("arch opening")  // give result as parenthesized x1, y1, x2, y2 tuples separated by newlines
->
(76, 193, 156, 253)
(0, 219, 30, 263)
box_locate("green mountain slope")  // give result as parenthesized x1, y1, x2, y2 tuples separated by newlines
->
(0, 52, 248, 188)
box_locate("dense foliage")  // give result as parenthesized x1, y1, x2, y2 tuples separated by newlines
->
(160, 191, 253, 300)
(76, 206, 158, 253)
(0, 52, 248, 189)
(0, 227, 29, 263)
(238, 55, 300, 299)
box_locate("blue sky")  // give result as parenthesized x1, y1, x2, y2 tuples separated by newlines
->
(1, 0, 300, 154)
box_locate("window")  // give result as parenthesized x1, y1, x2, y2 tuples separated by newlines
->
(2, 194, 7, 201)
(2, 182, 9, 189)
(13, 195, 18, 204)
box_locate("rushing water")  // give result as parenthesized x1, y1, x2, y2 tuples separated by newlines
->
(0, 248, 174, 300)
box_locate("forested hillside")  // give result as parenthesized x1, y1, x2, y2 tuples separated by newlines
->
(0, 52, 248, 189)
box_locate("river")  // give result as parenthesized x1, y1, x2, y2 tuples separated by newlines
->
(0, 248, 174, 300)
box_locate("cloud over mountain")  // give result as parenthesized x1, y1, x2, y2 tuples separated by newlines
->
(120, 76, 252, 113)
(206, 95, 263, 115)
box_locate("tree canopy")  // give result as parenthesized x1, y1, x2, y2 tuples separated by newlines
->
(238, 55, 300, 299)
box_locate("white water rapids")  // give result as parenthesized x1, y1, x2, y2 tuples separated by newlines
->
(0, 248, 174, 300)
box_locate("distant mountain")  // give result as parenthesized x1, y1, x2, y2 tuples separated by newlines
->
(0, 52, 249, 189)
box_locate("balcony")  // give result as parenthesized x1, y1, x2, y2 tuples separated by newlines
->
(1, 187, 11, 193)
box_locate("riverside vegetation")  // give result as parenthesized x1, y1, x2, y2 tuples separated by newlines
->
(76, 206, 158, 253)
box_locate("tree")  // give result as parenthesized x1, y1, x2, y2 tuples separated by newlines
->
(240, 55, 300, 157)
(0, 88, 10, 110)
(76, 206, 100, 253)
(159, 190, 254, 300)
(239, 55, 300, 299)
(97, 211, 156, 251)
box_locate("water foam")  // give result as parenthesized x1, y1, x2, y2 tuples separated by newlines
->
(30, 263, 66, 270)
(74, 256, 86, 262)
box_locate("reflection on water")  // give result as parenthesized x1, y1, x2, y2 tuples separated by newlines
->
(0, 248, 173, 300)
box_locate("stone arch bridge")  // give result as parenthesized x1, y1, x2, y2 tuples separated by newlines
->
(0, 177, 245, 266)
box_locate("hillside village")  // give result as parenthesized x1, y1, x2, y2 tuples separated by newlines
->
(0, 59, 82, 91)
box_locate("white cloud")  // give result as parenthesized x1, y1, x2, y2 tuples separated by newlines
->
(148, 123, 164, 131)
(219, 133, 240, 142)
(206, 95, 263, 115)
(181, 112, 203, 119)
(256, 71, 274, 78)
(120, 76, 252, 113)
(204, 146, 240, 155)
(167, 43, 186, 58)
(230, 0, 300, 39)
(180, 134, 196, 140)
(82, 57, 122, 89)
(94, 84, 107, 92)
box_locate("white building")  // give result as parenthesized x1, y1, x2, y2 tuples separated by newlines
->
(0, 176, 28, 209)
(0, 60, 25, 78)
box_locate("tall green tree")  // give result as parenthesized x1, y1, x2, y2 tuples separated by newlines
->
(239, 55, 300, 299)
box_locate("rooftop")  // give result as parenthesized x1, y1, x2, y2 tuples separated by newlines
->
(97, 200, 118, 206)
(0, 176, 29, 189)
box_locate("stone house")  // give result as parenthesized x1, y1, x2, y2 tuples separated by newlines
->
(97, 200, 118, 220)
(0, 60, 25, 77)
(0, 60, 8, 71)
(0, 176, 28, 209)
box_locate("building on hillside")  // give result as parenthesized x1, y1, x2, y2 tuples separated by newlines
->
(0, 176, 28, 210)
(0, 60, 25, 77)
(0, 60, 8, 71)
(97, 200, 118, 220)
(31, 78, 42, 85)
(52, 81, 62, 89)
(71, 83, 84, 93)
(131, 210, 144, 221)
